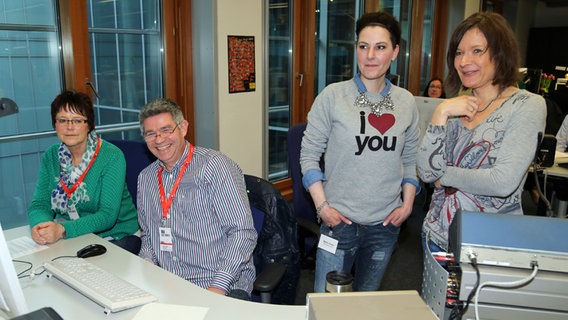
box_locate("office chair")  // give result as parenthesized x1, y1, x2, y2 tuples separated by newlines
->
(287, 123, 321, 268)
(250, 205, 286, 303)
(245, 174, 300, 305)
(107, 140, 157, 206)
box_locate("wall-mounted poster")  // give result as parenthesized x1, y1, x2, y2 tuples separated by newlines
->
(228, 35, 256, 93)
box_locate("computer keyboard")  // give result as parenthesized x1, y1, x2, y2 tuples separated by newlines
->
(44, 257, 158, 314)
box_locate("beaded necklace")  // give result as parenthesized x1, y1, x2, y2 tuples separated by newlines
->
(353, 74, 394, 116)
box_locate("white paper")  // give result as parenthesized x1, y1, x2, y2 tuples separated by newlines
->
(8, 236, 49, 259)
(133, 303, 209, 320)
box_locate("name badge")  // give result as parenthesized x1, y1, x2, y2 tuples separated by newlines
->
(159, 227, 173, 252)
(318, 234, 338, 254)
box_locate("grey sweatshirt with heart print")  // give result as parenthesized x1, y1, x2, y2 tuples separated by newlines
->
(300, 78, 421, 225)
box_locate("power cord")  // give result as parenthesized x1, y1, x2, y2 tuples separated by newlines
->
(13, 259, 46, 280)
(456, 251, 480, 318)
(14, 255, 77, 280)
(14, 259, 33, 278)
(473, 261, 539, 320)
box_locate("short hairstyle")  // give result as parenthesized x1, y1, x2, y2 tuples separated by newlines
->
(139, 98, 185, 132)
(446, 12, 520, 95)
(50, 90, 95, 132)
(356, 11, 401, 47)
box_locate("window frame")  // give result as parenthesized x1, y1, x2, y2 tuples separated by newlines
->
(61, 0, 194, 142)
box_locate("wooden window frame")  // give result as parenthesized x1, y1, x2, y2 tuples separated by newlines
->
(59, 0, 195, 142)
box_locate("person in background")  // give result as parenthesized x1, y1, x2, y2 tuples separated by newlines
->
(556, 114, 568, 152)
(136, 98, 256, 300)
(423, 77, 446, 98)
(28, 90, 140, 254)
(417, 12, 546, 254)
(301, 11, 420, 292)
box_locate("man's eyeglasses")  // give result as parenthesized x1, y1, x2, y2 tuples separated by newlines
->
(55, 118, 88, 126)
(143, 124, 179, 141)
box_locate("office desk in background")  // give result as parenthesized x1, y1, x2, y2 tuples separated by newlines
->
(536, 155, 568, 218)
(5, 227, 306, 320)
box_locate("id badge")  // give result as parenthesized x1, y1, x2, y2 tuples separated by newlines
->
(159, 227, 173, 252)
(318, 234, 338, 254)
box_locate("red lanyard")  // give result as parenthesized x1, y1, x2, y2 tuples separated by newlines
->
(60, 138, 102, 199)
(158, 144, 195, 220)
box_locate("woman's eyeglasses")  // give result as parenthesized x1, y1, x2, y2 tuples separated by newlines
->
(55, 118, 88, 126)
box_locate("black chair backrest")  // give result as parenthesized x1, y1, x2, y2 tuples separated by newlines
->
(537, 134, 557, 168)
(108, 140, 157, 206)
(244, 174, 300, 305)
(287, 123, 319, 224)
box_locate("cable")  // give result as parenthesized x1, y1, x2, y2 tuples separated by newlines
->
(457, 252, 480, 318)
(52, 255, 78, 261)
(13, 259, 47, 279)
(473, 262, 539, 320)
(13, 259, 33, 278)
(13, 255, 76, 280)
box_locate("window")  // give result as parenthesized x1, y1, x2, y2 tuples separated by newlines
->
(267, 0, 437, 193)
(0, 0, 62, 228)
(87, 0, 164, 141)
(0, 0, 188, 228)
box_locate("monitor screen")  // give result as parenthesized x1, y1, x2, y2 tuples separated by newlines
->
(0, 223, 29, 318)
(415, 96, 444, 140)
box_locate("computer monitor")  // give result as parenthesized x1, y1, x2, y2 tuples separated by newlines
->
(0, 223, 29, 318)
(415, 96, 444, 140)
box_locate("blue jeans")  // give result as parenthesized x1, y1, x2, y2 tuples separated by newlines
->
(421, 231, 447, 267)
(314, 221, 400, 292)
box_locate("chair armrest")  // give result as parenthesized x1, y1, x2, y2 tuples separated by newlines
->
(297, 217, 320, 236)
(253, 262, 286, 292)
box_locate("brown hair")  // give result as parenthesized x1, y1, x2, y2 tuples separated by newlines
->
(445, 12, 520, 95)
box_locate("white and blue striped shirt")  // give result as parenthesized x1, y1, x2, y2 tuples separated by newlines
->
(137, 142, 257, 294)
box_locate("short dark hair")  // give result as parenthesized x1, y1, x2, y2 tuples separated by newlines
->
(356, 11, 401, 47)
(50, 90, 95, 132)
(423, 77, 446, 98)
(446, 12, 520, 95)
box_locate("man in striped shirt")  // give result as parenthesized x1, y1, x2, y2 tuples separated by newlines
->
(136, 98, 257, 300)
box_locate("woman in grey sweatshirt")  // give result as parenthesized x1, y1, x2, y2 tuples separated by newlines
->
(301, 11, 420, 293)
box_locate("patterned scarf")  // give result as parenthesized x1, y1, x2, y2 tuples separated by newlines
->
(51, 131, 98, 219)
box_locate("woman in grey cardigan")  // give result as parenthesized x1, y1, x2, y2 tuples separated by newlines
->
(417, 12, 546, 252)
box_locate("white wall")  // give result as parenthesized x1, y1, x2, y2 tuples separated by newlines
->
(192, 0, 265, 178)
(216, 0, 265, 177)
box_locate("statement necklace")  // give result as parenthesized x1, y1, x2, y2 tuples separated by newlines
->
(477, 91, 502, 113)
(353, 74, 394, 116)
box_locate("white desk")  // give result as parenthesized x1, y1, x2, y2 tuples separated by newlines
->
(5, 227, 306, 320)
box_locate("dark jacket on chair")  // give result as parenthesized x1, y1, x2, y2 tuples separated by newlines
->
(244, 175, 301, 305)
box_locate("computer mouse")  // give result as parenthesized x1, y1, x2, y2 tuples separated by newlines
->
(76, 244, 107, 258)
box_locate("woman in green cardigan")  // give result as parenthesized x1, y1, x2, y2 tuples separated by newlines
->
(28, 90, 140, 254)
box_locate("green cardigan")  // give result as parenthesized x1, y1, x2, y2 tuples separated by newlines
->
(28, 140, 139, 240)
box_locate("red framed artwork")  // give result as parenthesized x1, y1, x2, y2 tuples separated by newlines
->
(228, 35, 256, 93)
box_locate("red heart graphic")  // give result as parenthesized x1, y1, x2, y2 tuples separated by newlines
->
(368, 113, 395, 134)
